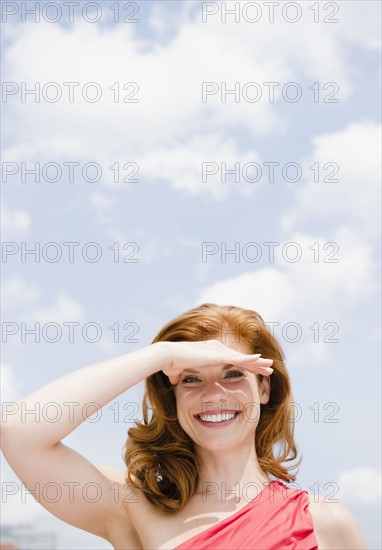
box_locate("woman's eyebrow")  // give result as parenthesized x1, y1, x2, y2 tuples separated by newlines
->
(181, 365, 235, 374)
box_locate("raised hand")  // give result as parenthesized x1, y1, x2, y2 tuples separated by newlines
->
(158, 339, 274, 385)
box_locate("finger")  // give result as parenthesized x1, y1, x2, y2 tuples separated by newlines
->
(239, 357, 274, 375)
(258, 367, 274, 376)
(230, 355, 273, 367)
(242, 364, 274, 376)
(252, 358, 273, 366)
(169, 374, 180, 385)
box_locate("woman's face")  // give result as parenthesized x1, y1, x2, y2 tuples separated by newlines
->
(173, 334, 271, 452)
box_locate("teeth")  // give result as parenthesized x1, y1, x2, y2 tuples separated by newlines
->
(199, 413, 236, 423)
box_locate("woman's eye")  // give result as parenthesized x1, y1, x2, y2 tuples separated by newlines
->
(225, 370, 244, 379)
(181, 376, 200, 383)
(181, 371, 244, 383)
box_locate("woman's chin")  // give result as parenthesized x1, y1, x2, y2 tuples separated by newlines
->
(194, 436, 249, 453)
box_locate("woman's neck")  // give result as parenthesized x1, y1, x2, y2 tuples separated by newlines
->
(194, 444, 271, 501)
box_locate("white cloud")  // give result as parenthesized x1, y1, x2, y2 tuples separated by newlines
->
(194, 225, 377, 367)
(2, 20, 279, 162)
(29, 292, 84, 324)
(196, 226, 377, 318)
(337, 467, 381, 506)
(1, 277, 85, 324)
(148, 0, 200, 38)
(196, 268, 294, 320)
(140, 133, 263, 199)
(2, 1, 379, 201)
(282, 121, 381, 238)
(281, 228, 378, 310)
(1, 201, 31, 238)
(1, 277, 40, 311)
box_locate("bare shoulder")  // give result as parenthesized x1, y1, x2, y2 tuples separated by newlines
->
(308, 494, 367, 549)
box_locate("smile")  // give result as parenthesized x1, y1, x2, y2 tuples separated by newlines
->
(194, 411, 241, 427)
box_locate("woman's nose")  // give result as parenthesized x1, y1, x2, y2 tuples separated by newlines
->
(201, 379, 229, 400)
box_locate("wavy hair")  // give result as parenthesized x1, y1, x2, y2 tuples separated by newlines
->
(123, 303, 301, 512)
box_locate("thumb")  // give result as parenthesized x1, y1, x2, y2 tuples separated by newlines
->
(169, 374, 180, 385)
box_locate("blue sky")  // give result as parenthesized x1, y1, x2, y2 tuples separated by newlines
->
(1, 1, 381, 548)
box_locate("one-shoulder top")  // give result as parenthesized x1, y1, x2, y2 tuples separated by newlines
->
(173, 480, 319, 549)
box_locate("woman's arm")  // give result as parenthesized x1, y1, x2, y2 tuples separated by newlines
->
(0, 343, 167, 541)
(309, 496, 367, 549)
(0, 339, 272, 541)
(1, 343, 166, 446)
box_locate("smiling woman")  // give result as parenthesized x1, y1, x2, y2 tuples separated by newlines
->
(1, 303, 366, 550)
(125, 304, 297, 514)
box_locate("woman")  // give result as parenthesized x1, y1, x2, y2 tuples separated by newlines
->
(1, 303, 366, 549)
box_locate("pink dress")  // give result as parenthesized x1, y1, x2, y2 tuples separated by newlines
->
(173, 480, 319, 549)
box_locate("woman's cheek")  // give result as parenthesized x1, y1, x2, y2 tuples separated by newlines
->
(240, 402, 261, 424)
